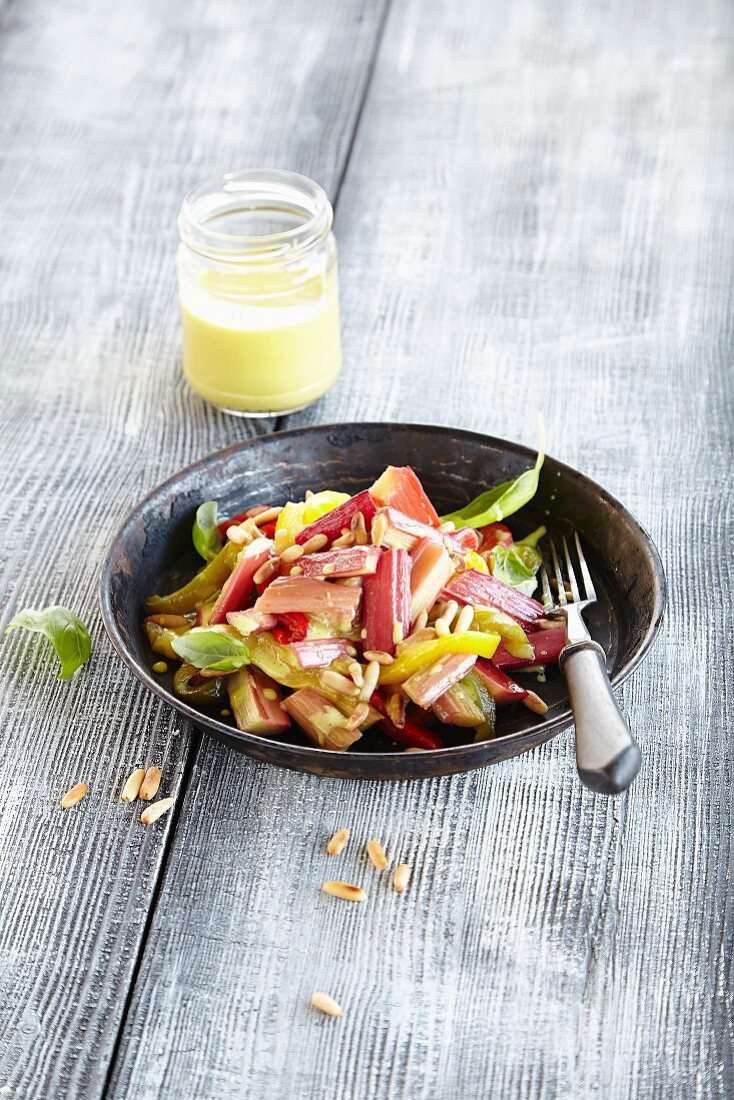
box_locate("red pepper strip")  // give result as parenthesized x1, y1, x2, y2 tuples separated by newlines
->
(259, 521, 277, 539)
(371, 694, 444, 750)
(272, 611, 310, 644)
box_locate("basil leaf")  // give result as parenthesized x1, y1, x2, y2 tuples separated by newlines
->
(171, 628, 250, 672)
(490, 544, 543, 597)
(193, 501, 223, 562)
(440, 421, 545, 529)
(6, 606, 92, 680)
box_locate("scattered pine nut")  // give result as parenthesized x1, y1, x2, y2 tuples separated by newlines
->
(253, 558, 280, 586)
(304, 489, 314, 499)
(220, 708, 231, 717)
(523, 690, 549, 715)
(301, 533, 329, 554)
(453, 605, 475, 634)
(311, 991, 343, 1017)
(393, 620, 404, 645)
(290, 565, 303, 575)
(152, 660, 168, 674)
(322, 563, 336, 574)
(139, 766, 162, 801)
(120, 768, 146, 803)
(279, 543, 305, 564)
(60, 782, 88, 809)
(326, 827, 350, 856)
(140, 797, 174, 826)
(322, 881, 366, 903)
(252, 506, 283, 526)
(393, 864, 411, 893)
(434, 619, 451, 637)
(414, 610, 429, 631)
(346, 645, 357, 657)
(397, 627, 437, 653)
(438, 520, 456, 533)
(263, 687, 278, 701)
(404, 747, 427, 753)
(362, 650, 394, 666)
(366, 840, 388, 871)
(371, 512, 388, 547)
(359, 660, 381, 702)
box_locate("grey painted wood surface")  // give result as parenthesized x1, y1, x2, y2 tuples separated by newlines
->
(1, 0, 732, 1099)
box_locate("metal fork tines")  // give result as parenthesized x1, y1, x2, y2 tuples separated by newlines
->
(540, 532, 597, 646)
(539, 530, 641, 795)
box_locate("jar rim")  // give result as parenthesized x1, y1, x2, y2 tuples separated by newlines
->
(178, 168, 333, 263)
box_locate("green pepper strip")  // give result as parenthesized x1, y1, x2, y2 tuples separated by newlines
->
(379, 631, 501, 686)
(146, 541, 239, 615)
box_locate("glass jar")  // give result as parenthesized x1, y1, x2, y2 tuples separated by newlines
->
(177, 169, 341, 416)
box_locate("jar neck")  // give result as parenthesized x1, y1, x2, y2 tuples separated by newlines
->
(178, 169, 333, 268)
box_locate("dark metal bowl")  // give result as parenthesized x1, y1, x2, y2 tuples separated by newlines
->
(99, 423, 666, 780)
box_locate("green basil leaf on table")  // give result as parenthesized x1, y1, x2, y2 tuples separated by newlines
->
(192, 501, 223, 562)
(5, 606, 92, 680)
(172, 628, 250, 672)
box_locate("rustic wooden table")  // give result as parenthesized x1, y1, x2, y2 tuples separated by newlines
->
(1, 0, 732, 1096)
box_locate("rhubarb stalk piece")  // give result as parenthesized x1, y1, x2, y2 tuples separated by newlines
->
(209, 538, 274, 625)
(227, 667, 291, 735)
(443, 569, 544, 629)
(409, 537, 454, 623)
(473, 659, 529, 704)
(297, 545, 380, 579)
(295, 490, 377, 546)
(369, 466, 441, 527)
(288, 639, 356, 669)
(254, 576, 362, 622)
(490, 626, 565, 670)
(362, 548, 411, 655)
(402, 653, 477, 708)
(281, 688, 362, 750)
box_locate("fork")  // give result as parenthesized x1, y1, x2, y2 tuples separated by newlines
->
(540, 533, 641, 795)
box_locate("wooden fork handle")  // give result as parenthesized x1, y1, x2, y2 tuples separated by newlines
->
(559, 640, 641, 795)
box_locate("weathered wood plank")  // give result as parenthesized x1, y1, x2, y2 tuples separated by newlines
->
(0, 0, 386, 1094)
(109, 0, 734, 1097)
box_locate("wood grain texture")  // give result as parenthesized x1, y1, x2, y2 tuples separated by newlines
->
(0, 0, 386, 1094)
(108, 0, 734, 1097)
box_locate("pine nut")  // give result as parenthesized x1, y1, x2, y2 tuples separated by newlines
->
(392, 620, 404, 645)
(290, 565, 303, 575)
(60, 782, 88, 809)
(404, 747, 427, 753)
(348, 661, 364, 688)
(320, 670, 361, 697)
(414, 610, 429, 631)
(345, 702, 370, 730)
(322, 881, 366, 903)
(311, 991, 343, 1017)
(359, 660, 381, 702)
(139, 766, 162, 801)
(350, 511, 368, 545)
(140, 797, 174, 825)
(253, 558, 279, 586)
(523, 690, 549, 715)
(252, 506, 283, 526)
(279, 544, 304, 564)
(434, 618, 451, 637)
(331, 531, 356, 548)
(323, 563, 336, 574)
(438, 520, 456, 533)
(151, 660, 168, 674)
(453, 605, 475, 633)
(262, 687, 278, 700)
(301, 533, 330, 555)
(366, 840, 388, 871)
(362, 650, 394, 666)
(393, 863, 411, 893)
(120, 768, 146, 803)
(326, 827, 350, 856)
(226, 525, 250, 544)
(371, 512, 388, 547)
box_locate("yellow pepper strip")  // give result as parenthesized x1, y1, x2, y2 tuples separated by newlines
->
(146, 541, 239, 614)
(379, 631, 501, 686)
